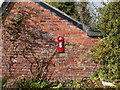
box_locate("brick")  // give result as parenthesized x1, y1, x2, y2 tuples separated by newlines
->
(1, 1, 100, 82)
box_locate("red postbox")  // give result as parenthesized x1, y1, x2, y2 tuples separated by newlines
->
(57, 36, 65, 53)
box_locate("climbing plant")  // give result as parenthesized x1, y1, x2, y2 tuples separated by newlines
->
(2, 3, 56, 84)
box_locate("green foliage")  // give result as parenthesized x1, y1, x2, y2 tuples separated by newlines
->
(2, 76, 11, 88)
(12, 77, 104, 89)
(51, 78, 103, 89)
(14, 78, 49, 88)
(14, 78, 32, 88)
(77, 2, 97, 31)
(51, 83, 63, 89)
(48, 1, 80, 20)
(0, 78, 1, 90)
(78, 2, 91, 26)
(30, 81, 48, 88)
(91, 2, 120, 83)
(96, 2, 120, 36)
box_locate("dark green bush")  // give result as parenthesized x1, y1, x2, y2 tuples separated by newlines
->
(12, 77, 104, 89)
(91, 2, 120, 84)
(13, 78, 50, 89)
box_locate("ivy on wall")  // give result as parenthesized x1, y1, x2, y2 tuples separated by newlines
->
(2, 4, 56, 83)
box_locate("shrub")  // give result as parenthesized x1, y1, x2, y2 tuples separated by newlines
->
(11, 77, 103, 89)
(90, 2, 120, 84)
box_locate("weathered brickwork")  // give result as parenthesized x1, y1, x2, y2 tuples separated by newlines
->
(0, 13, 3, 88)
(2, 2, 99, 81)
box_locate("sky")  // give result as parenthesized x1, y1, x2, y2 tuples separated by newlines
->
(0, 0, 5, 7)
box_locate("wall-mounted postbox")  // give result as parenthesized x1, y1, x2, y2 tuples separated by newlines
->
(57, 36, 64, 53)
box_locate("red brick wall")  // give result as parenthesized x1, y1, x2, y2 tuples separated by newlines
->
(0, 18, 3, 79)
(2, 2, 99, 81)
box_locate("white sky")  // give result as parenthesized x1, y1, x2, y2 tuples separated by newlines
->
(0, 0, 5, 7)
